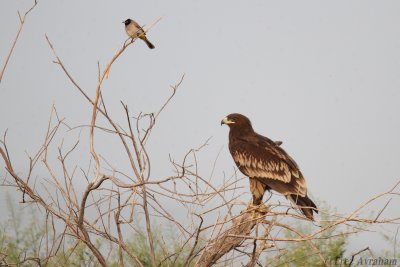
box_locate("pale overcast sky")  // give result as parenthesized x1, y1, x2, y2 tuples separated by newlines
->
(1, 0, 400, 254)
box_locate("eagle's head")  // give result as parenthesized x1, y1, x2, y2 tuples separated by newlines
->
(221, 113, 252, 129)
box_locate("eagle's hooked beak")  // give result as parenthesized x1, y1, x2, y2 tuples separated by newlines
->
(221, 117, 234, 126)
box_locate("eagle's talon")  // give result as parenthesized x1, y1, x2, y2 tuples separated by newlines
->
(257, 202, 269, 214)
(246, 202, 268, 217)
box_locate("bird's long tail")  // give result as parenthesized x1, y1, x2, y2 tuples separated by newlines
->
(289, 194, 318, 221)
(141, 36, 155, 49)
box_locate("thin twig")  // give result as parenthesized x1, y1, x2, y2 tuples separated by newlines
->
(0, 0, 38, 83)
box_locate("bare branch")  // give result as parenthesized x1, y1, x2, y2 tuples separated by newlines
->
(195, 208, 266, 267)
(0, 0, 38, 83)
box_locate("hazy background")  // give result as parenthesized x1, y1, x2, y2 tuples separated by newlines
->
(1, 0, 400, 255)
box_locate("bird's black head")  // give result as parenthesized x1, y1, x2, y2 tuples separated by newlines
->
(123, 19, 132, 26)
(221, 113, 253, 129)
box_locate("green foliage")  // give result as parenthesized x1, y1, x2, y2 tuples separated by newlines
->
(11, 196, 395, 267)
(380, 229, 400, 262)
(120, 223, 197, 267)
(0, 196, 350, 267)
(0, 194, 45, 266)
(0, 193, 196, 266)
(47, 240, 97, 267)
(268, 203, 348, 267)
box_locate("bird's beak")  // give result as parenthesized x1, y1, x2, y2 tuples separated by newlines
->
(221, 117, 234, 126)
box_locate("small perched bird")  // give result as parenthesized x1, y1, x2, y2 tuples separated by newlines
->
(221, 113, 318, 220)
(123, 18, 155, 49)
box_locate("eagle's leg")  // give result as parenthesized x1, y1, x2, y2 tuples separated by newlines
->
(252, 194, 263, 205)
(248, 178, 268, 214)
(250, 178, 266, 205)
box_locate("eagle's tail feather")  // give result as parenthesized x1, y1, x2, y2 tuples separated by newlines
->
(289, 194, 318, 221)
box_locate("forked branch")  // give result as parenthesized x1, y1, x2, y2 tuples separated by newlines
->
(0, 0, 38, 83)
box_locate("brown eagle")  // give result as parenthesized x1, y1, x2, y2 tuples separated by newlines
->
(221, 113, 318, 220)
